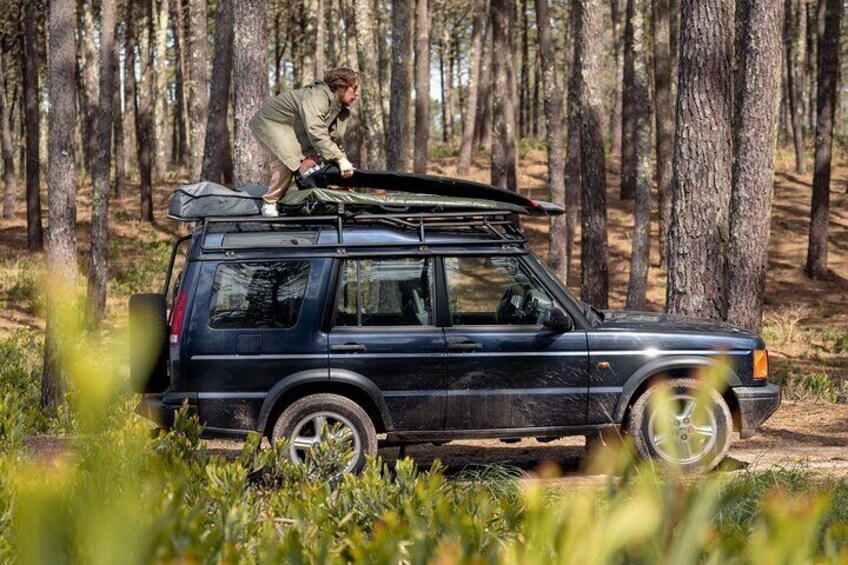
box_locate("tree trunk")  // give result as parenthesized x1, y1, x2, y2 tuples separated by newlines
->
(386, 0, 412, 171)
(413, 0, 430, 173)
(113, 26, 126, 197)
(87, 0, 116, 328)
(653, 0, 674, 269)
(726, 0, 783, 332)
(457, 0, 488, 175)
(187, 0, 209, 180)
(535, 0, 567, 284)
(578, 0, 609, 308)
(519, 0, 530, 139)
(171, 0, 188, 169)
(232, 0, 269, 187)
(375, 0, 391, 128)
(202, 0, 233, 184)
(439, 30, 454, 143)
(352, 0, 387, 169)
(667, 0, 734, 320)
(43, 0, 79, 413)
(490, 0, 518, 191)
(315, 0, 325, 78)
(136, 0, 155, 221)
(0, 53, 16, 219)
(80, 0, 99, 174)
(619, 0, 636, 200)
(624, 0, 651, 310)
(24, 0, 43, 250)
(565, 1, 581, 283)
(474, 23, 494, 154)
(152, 0, 170, 181)
(805, 0, 842, 280)
(784, 0, 806, 174)
(609, 0, 623, 157)
(805, 0, 816, 132)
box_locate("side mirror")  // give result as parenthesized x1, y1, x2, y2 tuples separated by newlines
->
(542, 307, 574, 332)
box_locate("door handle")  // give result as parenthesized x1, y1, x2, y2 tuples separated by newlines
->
(447, 342, 482, 352)
(330, 343, 367, 353)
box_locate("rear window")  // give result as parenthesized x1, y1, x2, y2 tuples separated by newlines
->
(208, 261, 310, 329)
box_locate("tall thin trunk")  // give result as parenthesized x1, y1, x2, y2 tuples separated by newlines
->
(535, 0, 567, 284)
(620, 0, 636, 200)
(609, 0, 623, 157)
(87, 0, 116, 328)
(80, 0, 99, 174)
(519, 0, 530, 139)
(653, 0, 674, 269)
(386, 0, 412, 171)
(625, 0, 651, 310)
(171, 0, 187, 168)
(315, 0, 325, 78)
(413, 0, 430, 173)
(565, 2, 581, 283)
(187, 0, 209, 179)
(152, 0, 170, 180)
(202, 0, 234, 183)
(444, 28, 455, 143)
(291, 0, 304, 87)
(805, 0, 816, 131)
(0, 54, 16, 218)
(805, 0, 842, 280)
(24, 0, 43, 250)
(232, 0, 269, 187)
(457, 0, 488, 175)
(353, 0, 387, 169)
(43, 0, 79, 413)
(113, 26, 126, 197)
(375, 0, 391, 127)
(578, 0, 609, 308)
(667, 0, 734, 320)
(785, 0, 806, 174)
(727, 0, 783, 331)
(474, 23, 494, 154)
(490, 0, 518, 190)
(137, 0, 154, 221)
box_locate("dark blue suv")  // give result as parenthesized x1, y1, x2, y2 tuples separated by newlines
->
(131, 205, 780, 472)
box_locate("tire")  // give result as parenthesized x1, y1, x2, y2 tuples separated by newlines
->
(271, 393, 378, 474)
(627, 378, 732, 472)
(129, 293, 168, 393)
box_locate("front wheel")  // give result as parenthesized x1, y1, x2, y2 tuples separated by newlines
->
(628, 378, 732, 472)
(271, 393, 377, 474)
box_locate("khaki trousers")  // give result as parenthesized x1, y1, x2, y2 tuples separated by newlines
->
(263, 163, 296, 204)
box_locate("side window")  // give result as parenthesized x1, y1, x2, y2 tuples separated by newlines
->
(336, 258, 434, 327)
(445, 256, 557, 325)
(209, 261, 310, 329)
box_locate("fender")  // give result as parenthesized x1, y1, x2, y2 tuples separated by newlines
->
(611, 355, 742, 422)
(256, 368, 393, 432)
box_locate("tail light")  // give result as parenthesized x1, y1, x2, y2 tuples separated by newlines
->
(169, 289, 188, 345)
(753, 349, 769, 380)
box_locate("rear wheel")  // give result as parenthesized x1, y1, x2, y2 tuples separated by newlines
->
(271, 394, 377, 474)
(628, 378, 732, 472)
(129, 293, 168, 393)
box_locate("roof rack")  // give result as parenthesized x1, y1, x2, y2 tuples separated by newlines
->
(200, 204, 527, 252)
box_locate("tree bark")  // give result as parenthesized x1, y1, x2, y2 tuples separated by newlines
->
(187, 0, 209, 180)
(474, 23, 494, 154)
(386, 0, 412, 171)
(784, 0, 806, 174)
(0, 53, 16, 219)
(457, 0, 488, 175)
(535, 0, 568, 284)
(490, 0, 518, 191)
(80, 0, 99, 174)
(43, 0, 79, 413)
(653, 0, 674, 269)
(24, 0, 43, 250)
(352, 0, 386, 169)
(619, 0, 636, 200)
(202, 0, 233, 184)
(136, 0, 155, 221)
(565, 1, 581, 283)
(87, 0, 116, 328)
(232, 0, 269, 187)
(805, 0, 842, 280)
(624, 0, 651, 310)
(578, 0, 609, 308)
(170, 0, 187, 168)
(315, 0, 326, 78)
(727, 0, 783, 332)
(439, 30, 454, 143)
(413, 0, 430, 173)
(609, 0, 623, 157)
(667, 0, 734, 320)
(113, 26, 126, 197)
(519, 0, 530, 139)
(152, 0, 170, 181)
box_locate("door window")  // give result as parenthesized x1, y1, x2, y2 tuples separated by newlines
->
(445, 256, 556, 325)
(336, 258, 434, 326)
(208, 261, 310, 329)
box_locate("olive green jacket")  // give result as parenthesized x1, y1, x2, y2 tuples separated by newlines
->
(248, 81, 349, 172)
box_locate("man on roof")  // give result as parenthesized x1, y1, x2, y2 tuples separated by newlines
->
(249, 66, 359, 217)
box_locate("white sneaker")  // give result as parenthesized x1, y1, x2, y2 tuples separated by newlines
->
(261, 203, 279, 217)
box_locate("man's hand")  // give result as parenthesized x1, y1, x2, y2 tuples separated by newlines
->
(338, 157, 355, 178)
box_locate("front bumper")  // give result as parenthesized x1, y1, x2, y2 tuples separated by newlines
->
(734, 384, 781, 439)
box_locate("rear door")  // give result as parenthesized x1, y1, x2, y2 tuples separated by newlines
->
(441, 255, 589, 430)
(328, 257, 446, 431)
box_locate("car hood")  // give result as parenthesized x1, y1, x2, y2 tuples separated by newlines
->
(597, 310, 759, 339)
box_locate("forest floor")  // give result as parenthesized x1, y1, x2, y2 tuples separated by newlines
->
(3, 146, 848, 480)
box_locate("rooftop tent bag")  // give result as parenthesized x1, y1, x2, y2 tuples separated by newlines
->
(168, 182, 267, 220)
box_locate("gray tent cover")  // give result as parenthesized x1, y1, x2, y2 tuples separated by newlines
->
(168, 182, 266, 220)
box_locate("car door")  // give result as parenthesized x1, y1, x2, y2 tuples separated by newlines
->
(441, 255, 589, 430)
(328, 257, 446, 431)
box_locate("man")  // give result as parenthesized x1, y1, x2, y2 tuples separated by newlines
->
(249, 67, 359, 217)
